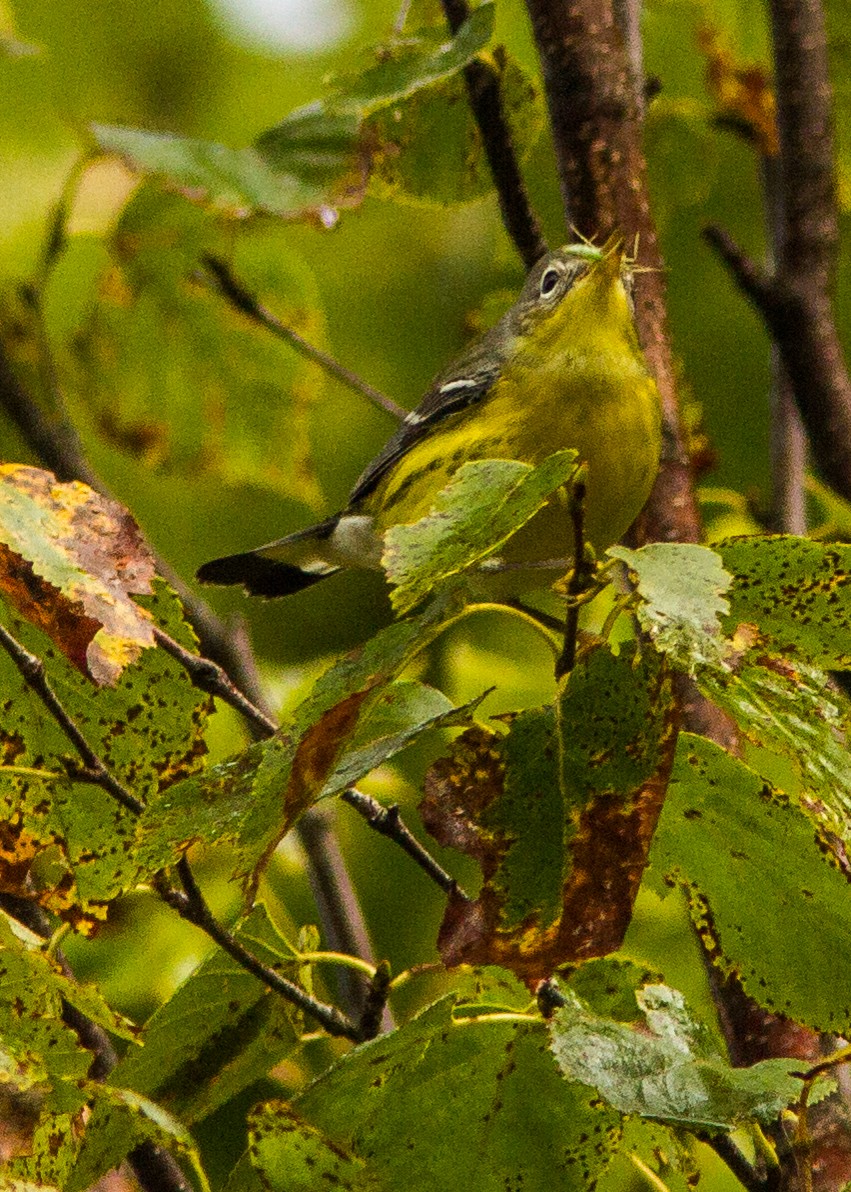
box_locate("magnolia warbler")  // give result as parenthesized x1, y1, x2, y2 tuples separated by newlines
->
(198, 241, 661, 597)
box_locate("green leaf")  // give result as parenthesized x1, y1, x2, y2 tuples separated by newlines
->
(250, 998, 620, 1191)
(649, 734, 851, 1033)
(249, 1111, 373, 1191)
(550, 982, 802, 1129)
(50, 198, 326, 508)
(0, 580, 209, 924)
(92, 6, 495, 221)
(0, 911, 137, 1043)
(384, 451, 578, 614)
(421, 643, 676, 981)
(615, 539, 851, 846)
(320, 680, 487, 797)
(67, 1085, 205, 1192)
(367, 52, 543, 206)
(132, 594, 466, 892)
(608, 542, 731, 669)
(715, 536, 851, 669)
(92, 121, 354, 220)
(109, 904, 298, 1120)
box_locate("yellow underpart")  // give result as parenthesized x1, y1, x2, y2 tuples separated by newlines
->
(364, 254, 661, 570)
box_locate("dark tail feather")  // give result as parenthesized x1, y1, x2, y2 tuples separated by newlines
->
(196, 551, 340, 597)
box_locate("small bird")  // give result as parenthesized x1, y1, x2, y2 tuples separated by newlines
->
(197, 241, 661, 599)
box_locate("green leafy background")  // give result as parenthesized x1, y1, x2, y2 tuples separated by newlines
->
(4, 0, 851, 1186)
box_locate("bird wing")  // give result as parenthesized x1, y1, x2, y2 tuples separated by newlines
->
(347, 364, 498, 507)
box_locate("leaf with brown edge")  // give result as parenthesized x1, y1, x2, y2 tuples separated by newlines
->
(421, 645, 677, 985)
(0, 582, 210, 929)
(0, 466, 156, 686)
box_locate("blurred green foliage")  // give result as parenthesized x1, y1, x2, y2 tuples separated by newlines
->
(3, 0, 851, 1185)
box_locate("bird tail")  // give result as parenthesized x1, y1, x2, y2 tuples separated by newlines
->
(197, 517, 343, 597)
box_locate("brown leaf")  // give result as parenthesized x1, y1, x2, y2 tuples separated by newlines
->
(422, 683, 679, 985)
(0, 465, 156, 685)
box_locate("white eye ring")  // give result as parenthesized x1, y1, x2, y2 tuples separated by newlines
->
(539, 266, 561, 297)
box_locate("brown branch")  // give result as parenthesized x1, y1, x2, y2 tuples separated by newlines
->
(165, 859, 362, 1040)
(358, 959, 392, 1042)
(523, 0, 702, 554)
(342, 788, 464, 897)
(440, 0, 547, 269)
(153, 627, 277, 737)
(555, 475, 589, 680)
(704, 0, 851, 505)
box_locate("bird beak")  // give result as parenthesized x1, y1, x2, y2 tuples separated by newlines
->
(596, 235, 626, 281)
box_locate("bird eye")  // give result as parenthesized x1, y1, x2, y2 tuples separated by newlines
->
(539, 267, 561, 297)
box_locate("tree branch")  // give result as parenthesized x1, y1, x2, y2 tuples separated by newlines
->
(523, 0, 703, 554)
(201, 255, 406, 423)
(705, 0, 851, 505)
(342, 788, 464, 897)
(0, 620, 363, 1041)
(440, 0, 547, 269)
(164, 858, 363, 1041)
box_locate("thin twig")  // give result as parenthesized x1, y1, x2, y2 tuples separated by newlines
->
(762, 154, 807, 534)
(439, 0, 547, 269)
(201, 255, 407, 423)
(705, 1134, 779, 1192)
(342, 788, 464, 897)
(358, 959, 392, 1042)
(166, 859, 362, 1041)
(703, 0, 851, 506)
(0, 621, 362, 1040)
(153, 627, 277, 736)
(0, 203, 380, 1024)
(555, 477, 589, 680)
(0, 624, 145, 816)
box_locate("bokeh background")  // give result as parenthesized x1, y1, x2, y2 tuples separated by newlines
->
(3, 0, 851, 1183)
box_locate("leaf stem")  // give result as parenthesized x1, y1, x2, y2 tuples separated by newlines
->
(628, 1153, 672, 1192)
(296, 950, 378, 978)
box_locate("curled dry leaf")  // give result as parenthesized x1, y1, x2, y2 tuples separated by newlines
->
(0, 465, 156, 685)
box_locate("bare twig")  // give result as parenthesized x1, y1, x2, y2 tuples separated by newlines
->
(439, 0, 547, 269)
(201, 255, 406, 422)
(153, 627, 277, 737)
(166, 859, 361, 1041)
(555, 476, 588, 679)
(0, 624, 145, 816)
(358, 959, 392, 1042)
(763, 155, 808, 534)
(342, 788, 464, 897)
(704, 1135, 779, 1192)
